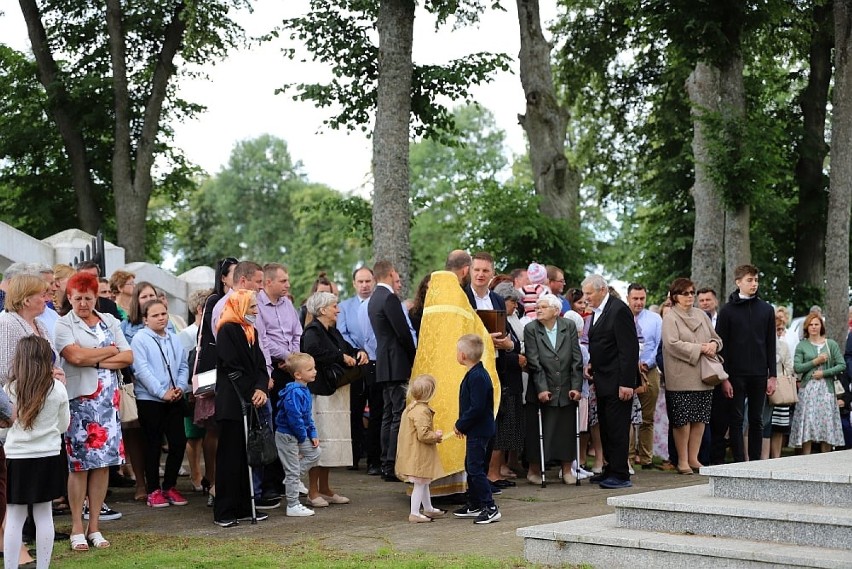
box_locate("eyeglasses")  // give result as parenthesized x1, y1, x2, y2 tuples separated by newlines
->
(680, 291, 696, 296)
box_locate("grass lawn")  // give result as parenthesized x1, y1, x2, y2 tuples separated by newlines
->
(49, 533, 547, 568)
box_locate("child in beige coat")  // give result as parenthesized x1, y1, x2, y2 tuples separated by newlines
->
(395, 374, 446, 523)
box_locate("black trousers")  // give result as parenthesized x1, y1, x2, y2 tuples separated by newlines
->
(137, 399, 187, 494)
(380, 382, 408, 466)
(214, 419, 252, 522)
(596, 391, 632, 481)
(350, 363, 384, 468)
(710, 375, 767, 464)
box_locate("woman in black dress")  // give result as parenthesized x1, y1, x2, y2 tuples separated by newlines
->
(212, 289, 268, 527)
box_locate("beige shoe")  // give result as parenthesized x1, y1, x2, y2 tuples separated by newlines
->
(408, 513, 432, 523)
(423, 508, 446, 519)
(562, 472, 577, 485)
(526, 472, 543, 485)
(308, 496, 329, 508)
(321, 493, 350, 504)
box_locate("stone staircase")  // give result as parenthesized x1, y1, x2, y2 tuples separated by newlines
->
(517, 450, 852, 568)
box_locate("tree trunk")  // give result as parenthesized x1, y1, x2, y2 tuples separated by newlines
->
(826, 0, 852, 345)
(19, 0, 101, 233)
(687, 62, 725, 297)
(515, 0, 579, 228)
(794, 0, 833, 311)
(719, 53, 750, 287)
(111, 1, 186, 261)
(372, 0, 415, 292)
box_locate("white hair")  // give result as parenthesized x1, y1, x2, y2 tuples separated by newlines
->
(306, 291, 338, 317)
(537, 293, 563, 311)
(581, 274, 608, 291)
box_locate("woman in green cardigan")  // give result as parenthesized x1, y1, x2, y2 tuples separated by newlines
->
(790, 313, 846, 454)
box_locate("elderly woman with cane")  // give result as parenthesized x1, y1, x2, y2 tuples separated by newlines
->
(212, 290, 269, 528)
(523, 294, 584, 485)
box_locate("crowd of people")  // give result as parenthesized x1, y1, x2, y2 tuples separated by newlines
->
(0, 253, 850, 562)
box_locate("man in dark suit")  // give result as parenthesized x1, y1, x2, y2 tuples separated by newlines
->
(582, 274, 639, 489)
(368, 260, 417, 481)
(464, 252, 516, 489)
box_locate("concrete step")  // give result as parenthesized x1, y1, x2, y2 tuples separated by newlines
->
(517, 514, 851, 569)
(702, 450, 852, 507)
(609, 485, 852, 550)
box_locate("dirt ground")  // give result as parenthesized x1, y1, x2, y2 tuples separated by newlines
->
(67, 466, 705, 560)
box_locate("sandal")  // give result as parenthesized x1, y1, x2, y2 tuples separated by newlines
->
(52, 497, 70, 515)
(70, 534, 89, 551)
(87, 532, 110, 549)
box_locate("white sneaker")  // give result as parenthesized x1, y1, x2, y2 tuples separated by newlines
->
(287, 503, 315, 517)
(297, 481, 308, 495)
(571, 460, 593, 480)
(628, 463, 635, 475)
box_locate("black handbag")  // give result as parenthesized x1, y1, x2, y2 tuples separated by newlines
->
(246, 406, 277, 467)
(308, 363, 344, 396)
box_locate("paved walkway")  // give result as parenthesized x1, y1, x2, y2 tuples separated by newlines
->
(70, 468, 705, 560)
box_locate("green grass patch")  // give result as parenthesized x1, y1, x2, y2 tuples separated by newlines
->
(50, 533, 544, 568)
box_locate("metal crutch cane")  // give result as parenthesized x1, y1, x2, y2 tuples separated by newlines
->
(574, 399, 581, 486)
(537, 404, 547, 488)
(229, 372, 258, 524)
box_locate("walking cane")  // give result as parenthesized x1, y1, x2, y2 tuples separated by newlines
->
(229, 372, 258, 524)
(574, 400, 581, 486)
(537, 405, 546, 489)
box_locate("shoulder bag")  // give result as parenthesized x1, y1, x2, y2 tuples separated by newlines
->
(191, 298, 217, 398)
(700, 354, 728, 386)
(118, 376, 139, 423)
(768, 375, 798, 405)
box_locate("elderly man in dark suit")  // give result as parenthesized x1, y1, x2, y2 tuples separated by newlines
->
(368, 260, 417, 481)
(582, 274, 639, 489)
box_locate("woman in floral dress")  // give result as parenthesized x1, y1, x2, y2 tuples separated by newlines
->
(790, 313, 846, 454)
(55, 272, 133, 551)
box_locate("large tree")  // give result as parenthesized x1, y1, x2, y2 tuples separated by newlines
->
(516, 0, 579, 230)
(794, 0, 833, 310)
(826, 0, 852, 344)
(282, 1, 509, 290)
(16, 0, 247, 261)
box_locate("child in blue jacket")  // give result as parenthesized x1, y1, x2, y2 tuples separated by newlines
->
(275, 352, 322, 517)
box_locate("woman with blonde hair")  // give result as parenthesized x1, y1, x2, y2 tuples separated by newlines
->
(109, 270, 136, 319)
(53, 264, 77, 316)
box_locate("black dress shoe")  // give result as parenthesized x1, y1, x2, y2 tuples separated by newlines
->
(347, 463, 360, 471)
(108, 474, 134, 488)
(589, 472, 607, 483)
(491, 479, 516, 489)
(382, 473, 402, 482)
(367, 465, 382, 476)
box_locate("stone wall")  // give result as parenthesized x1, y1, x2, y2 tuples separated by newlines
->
(0, 222, 213, 320)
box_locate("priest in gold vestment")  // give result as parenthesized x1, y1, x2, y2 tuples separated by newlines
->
(409, 270, 500, 495)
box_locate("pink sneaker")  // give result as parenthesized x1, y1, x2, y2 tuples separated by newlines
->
(163, 487, 188, 506)
(147, 489, 170, 508)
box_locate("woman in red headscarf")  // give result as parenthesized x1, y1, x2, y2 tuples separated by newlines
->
(212, 290, 269, 528)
